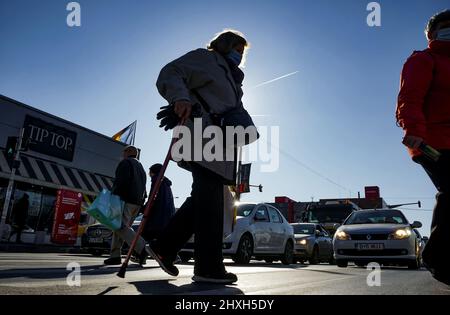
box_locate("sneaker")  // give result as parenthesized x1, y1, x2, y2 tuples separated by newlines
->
(146, 245, 179, 277)
(104, 257, 121, 265)
(130, 249, 147, 266)
(192, 272, 238, 285)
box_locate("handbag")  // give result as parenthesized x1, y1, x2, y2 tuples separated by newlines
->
(87, 189, 124, 231)
(192, 90, 259, 146)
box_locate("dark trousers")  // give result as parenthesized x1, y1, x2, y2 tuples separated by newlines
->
(154, 163, 225, 276)
(8, 226, 24, 243)
(414, 150, 450, 269)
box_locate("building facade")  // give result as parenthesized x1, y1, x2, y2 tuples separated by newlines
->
(0, 95, 126, 245)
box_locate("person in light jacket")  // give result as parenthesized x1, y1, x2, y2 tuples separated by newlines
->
(149, 30, 253, 284)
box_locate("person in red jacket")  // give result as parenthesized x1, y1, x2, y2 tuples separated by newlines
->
(396, 9, 450, 286)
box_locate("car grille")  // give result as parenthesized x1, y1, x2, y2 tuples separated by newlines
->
(339, 249, 408, 256)
(349, 233, 389, 241)
(88, 228, 112, 238)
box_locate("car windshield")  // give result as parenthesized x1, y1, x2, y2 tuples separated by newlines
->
(292, 224, 315, 235)
(345, 210, 408, 225)
(308, 206, 353, 223)
(236, 204, 256, 217)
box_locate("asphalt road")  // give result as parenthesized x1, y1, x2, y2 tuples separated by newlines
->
(0, 252, 449, 295)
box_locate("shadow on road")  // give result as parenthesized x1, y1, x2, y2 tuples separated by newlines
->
(129, 279, 244, 295)
(0, 264, 159, 280)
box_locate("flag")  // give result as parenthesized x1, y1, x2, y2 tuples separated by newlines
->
(112, 121, 137, 145)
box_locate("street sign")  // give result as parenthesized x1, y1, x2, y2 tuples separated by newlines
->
(239, 164, 251, 193)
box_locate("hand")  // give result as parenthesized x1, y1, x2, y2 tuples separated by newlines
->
(402, 135, 424, 149)
(156, 105, 179, 131)
(174, 101, 192, 121)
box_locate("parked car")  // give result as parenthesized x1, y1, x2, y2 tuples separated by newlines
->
(291, 223, 334, 264)
(179, 203, 295, 265)
(333, 209, 423, 269)
(81, 215, 142, 256)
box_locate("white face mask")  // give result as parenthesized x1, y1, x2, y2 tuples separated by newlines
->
(436, 27, 450, 41)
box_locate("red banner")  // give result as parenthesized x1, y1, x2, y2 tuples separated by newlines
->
(51, 189, 82, 245)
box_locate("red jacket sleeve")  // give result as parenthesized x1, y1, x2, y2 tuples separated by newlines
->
(396, 51, 434, 139)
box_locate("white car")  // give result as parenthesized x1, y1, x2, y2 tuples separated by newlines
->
(333, 209, 423, 269)
(179, 203, 295, 265)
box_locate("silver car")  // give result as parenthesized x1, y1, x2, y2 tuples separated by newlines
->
(291, 223, 334, 264)
(179, 203, 295, 265)
(333, 209, 423, 269)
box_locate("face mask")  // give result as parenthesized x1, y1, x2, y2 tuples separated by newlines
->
(227, 50, 243, 66)
(436, 27, 450, 41)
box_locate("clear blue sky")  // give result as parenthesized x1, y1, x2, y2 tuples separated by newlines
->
(1, 0, 448, 235)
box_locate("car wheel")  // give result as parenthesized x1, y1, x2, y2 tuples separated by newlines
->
(328, 255, 336, 265)
(281, 241, 294, 265)
(179, 253, 192, 263)
(309, 246, 319, 265)
(407, 258, 420, 270)
(233, 234, 253, 265)
(336, 260, 348, 268)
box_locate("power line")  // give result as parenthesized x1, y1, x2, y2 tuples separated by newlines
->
(265, 139, 354, 196)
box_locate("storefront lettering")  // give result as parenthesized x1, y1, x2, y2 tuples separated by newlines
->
(23, 115, 77, 161)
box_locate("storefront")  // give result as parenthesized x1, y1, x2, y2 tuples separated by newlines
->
(0, 95, 126, 245)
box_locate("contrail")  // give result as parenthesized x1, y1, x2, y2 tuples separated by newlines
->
(251, 71, 299, 89)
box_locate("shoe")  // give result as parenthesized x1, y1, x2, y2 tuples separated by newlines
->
(192, 272, 238, 285)
(104, 257, 121, 265)
(146, 244, 179, 277)
(130, 249, 147, 266)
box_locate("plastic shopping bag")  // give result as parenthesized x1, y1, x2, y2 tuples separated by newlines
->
(87, 189, 124, 231)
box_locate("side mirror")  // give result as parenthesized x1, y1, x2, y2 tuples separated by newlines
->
(412, 221, 422, 229)
(315, 230, 322, 236)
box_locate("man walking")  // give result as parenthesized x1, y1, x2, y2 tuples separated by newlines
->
(104, 146, 148, 266)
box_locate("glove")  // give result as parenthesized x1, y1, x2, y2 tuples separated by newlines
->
(157, 105, 179, 131)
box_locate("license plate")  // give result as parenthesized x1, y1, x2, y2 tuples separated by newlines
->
(356, 243, 384, 250)
(89, 237, 103, 244)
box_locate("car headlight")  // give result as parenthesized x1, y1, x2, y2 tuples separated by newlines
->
(389, 228, 412, 240)
(296, 239, 307, 245)
(335, 230, 351, 241)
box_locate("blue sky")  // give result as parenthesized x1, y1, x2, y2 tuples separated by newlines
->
(1, 0, 448, 235)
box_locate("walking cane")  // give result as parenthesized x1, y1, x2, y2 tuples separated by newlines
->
(117, 120, 184, 278)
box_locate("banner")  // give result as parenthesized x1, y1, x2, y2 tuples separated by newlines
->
(51, 189, 82, 245)
(239, 163, 252, 194)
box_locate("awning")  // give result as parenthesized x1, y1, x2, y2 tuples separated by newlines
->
(0, 150, 114, 196)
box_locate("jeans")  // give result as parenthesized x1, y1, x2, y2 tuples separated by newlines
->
(414, 150, 450, 269)
(110, 203, 146, 258)
(154, 163, 225, 276)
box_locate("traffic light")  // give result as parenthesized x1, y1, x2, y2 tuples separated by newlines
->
(5, 137, 18, 162)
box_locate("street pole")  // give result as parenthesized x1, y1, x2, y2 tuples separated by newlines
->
(0, 128, 24, 241)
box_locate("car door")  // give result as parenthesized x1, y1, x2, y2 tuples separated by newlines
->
(317, 225, 332, 259)
(252, 205, 271, 252)
(268, 207, 285, 252)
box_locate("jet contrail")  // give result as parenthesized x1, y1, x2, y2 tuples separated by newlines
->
(251, 71, 299, 89)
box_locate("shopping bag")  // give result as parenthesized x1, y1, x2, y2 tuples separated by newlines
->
(87, 189, 124, 231)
